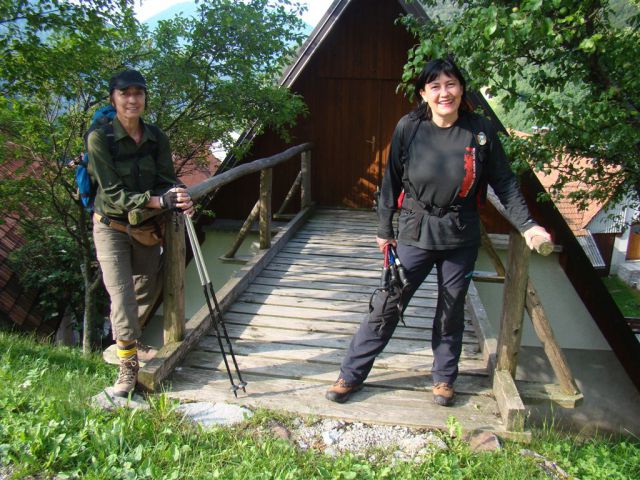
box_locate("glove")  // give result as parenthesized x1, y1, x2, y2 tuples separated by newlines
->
(523, 225, 553, 254)
(160, 190, 179, 211)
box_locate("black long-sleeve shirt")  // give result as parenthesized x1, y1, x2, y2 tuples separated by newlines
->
(377, 111, 535, 250)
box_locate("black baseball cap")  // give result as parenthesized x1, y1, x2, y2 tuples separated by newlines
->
(109, 69, 147, 93)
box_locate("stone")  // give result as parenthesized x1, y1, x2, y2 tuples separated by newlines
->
(91, 388, 149, 411)
(468, 431, 501, 452)
(268, 420, 292, 441)
(322, 429, 342, 446)
(176, 402, 253, 427)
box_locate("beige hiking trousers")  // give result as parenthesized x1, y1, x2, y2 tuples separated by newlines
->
(93, 219, 163, 341)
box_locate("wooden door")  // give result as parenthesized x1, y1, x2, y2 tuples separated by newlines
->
(313, 78, 413, 209)
(315, 78, 381, 208)
(626, 223, 640, 260)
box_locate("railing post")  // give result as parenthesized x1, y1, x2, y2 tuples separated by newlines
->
(163, 212, 185, 343)
(274, 171, 302, 218)
(259, 168, 272, 249)
(223, 200, 260, 259)
(526, 282, 581, 395)
(301, 150, 311, 209)
(496, 229, 530, 376)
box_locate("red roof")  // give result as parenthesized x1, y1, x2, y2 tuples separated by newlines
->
(512, 131, 611, 237)
(0, 217, 47, 331)
(177, 152, 221, 188)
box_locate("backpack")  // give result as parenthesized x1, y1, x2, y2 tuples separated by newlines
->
(76, 105, 117, 212)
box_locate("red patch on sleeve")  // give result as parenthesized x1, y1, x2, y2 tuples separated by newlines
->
(459, 147, 476, 198)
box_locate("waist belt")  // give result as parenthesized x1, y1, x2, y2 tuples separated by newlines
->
(401, 196, 465, 232)
(93, 212, 129, 233)
(401, 196, 461, 217)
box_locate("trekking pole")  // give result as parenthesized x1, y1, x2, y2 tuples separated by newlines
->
(387, 245, 408, 327)
(389, 245, 410, 289)
(380, 244, 391, 288)
(184, 215, 247, 397)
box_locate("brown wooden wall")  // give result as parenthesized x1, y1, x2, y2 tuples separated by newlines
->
(209, 0, 548, 236)
(211, 0, 416, 219)
(593, 232, 615, 276)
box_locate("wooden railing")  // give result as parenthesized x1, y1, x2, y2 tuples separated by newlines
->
(128, 142, 313, 347)
(475, 189, 583, 431)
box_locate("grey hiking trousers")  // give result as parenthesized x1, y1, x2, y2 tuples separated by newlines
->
(339, 243, 478, 386)
(93, 220, 163, 341)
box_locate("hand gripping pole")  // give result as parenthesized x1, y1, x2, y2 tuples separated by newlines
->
(184, 215, 247, 397)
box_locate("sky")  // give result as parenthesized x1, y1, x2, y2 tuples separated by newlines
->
(133, 0, 334, 26)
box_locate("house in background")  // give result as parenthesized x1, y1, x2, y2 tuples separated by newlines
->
(532, 150, 640, 285)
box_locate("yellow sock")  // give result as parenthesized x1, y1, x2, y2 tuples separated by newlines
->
(116, 342, 137, 360)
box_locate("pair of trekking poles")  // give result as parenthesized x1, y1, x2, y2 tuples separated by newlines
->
(380, 244, 410, 291)
(184, 214, 247, 397)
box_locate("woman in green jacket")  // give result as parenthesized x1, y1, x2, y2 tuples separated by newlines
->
(88, 69, 193, 397)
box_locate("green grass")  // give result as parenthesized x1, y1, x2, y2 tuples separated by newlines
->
(602, 275, 640, 317)
(1, 331, 639, 479)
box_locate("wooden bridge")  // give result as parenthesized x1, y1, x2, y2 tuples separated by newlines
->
(126, 144, 583, 440)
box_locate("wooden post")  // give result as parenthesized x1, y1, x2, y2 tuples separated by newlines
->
(496, 230, 530, 377)
(275, 171, 301, 217)
(259, 168, 272, 249)
(526, 281, 580, 395)
(163, 213, 185, 343)
(223, 200, 260, 259)
(301, 151, 311, 209)
(480, 223, 506, 277)
(493, 370, 526, 431)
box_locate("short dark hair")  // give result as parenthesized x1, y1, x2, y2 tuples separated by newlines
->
(411, 58, 473, 120)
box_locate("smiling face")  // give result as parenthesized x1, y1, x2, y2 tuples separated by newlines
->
(111, 86, 146, 123)
(419, 72, 463, 127)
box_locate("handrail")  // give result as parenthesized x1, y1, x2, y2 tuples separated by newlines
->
(189, 142, 313, 201)
(128, 142, 313, 226)
(481, 184, 582, 428)
(152, 142, 313, 348)
(486, 187, 553, 256)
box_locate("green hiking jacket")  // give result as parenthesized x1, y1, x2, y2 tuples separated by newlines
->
(87, 116, 177, 221)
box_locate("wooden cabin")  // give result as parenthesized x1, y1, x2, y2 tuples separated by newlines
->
(194, 0, 639, 435)
(212, 0, 418, 215)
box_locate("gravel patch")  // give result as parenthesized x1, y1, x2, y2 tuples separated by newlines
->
(291, 418, 448, 462)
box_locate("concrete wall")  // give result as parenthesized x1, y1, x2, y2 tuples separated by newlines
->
(473, 248, 610, 350)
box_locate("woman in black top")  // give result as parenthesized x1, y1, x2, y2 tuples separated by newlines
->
(326, 58, 551, 406)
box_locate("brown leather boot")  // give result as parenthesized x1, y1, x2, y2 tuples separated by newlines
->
(433, 382, 455, 406)
(113, 355, 139, 398)
(325, 378, 363, 403)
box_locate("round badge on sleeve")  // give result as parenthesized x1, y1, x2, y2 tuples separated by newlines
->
(477, 132, 487, 146)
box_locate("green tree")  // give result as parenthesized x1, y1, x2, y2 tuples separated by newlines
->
(0, 0, 307, 351)
(401, 0, 640, 211)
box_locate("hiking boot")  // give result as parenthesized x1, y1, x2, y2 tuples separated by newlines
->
(136, 342, 158, 363)
(433, 382, 455, 406)
(113, 355, 139, 398)
(325, 378, 363, 403)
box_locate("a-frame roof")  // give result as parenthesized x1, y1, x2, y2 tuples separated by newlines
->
(279, 0, 429, 89)
(213, 0, 640, 392)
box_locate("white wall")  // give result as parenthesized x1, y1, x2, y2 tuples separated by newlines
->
(588, 196, 637, 272)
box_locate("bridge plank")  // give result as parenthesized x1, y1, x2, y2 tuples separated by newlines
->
(165, 208, 524, 437)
